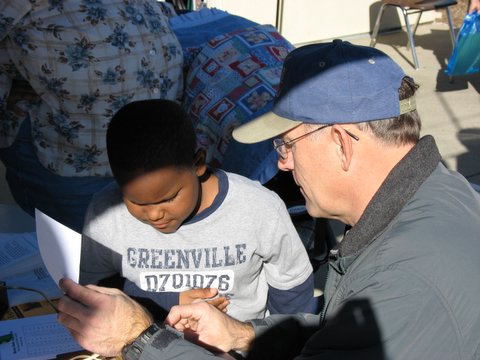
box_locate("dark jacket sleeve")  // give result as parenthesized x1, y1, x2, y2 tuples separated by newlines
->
(137, 297, 386, 360)
(248, 299, 386, 360)
(138, 325, 219, 360)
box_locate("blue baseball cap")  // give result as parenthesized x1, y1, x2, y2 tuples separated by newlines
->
(233, 40, 416, 144)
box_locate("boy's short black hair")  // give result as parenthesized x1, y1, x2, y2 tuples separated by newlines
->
(107, 99, 196, 186)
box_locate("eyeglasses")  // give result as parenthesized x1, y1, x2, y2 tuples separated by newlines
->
(273, 124, 360, 160)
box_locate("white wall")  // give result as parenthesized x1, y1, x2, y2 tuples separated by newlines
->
(206, 0, 438, 45)
(206, 0, 278, 26)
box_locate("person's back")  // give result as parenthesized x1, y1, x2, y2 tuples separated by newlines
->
(0, 1, 183, 231)
(80, 99, 316, 321)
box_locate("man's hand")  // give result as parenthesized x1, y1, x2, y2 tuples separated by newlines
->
(57, 278, 153, 357)
(179, 288, 230, 312)
(165, 302, 255, 353)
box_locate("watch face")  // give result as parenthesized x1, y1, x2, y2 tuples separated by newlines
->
(122, 323, 167, 360)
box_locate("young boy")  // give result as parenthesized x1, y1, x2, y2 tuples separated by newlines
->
(79, 99, 315, 321)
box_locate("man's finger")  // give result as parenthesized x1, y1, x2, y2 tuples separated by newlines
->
(59, 278, 109, 307)
(165, 302, 208, 326)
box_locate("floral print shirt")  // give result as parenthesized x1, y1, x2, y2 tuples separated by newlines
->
(0, 0, 183, 176)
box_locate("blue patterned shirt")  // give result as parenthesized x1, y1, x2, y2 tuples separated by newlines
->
(0, 0, 183, 176)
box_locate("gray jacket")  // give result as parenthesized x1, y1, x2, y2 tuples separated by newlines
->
(138, 136, 480, 360)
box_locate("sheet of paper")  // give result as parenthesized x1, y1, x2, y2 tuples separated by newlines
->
(0, 314, 83, 360)
(34, 209, 81, 285)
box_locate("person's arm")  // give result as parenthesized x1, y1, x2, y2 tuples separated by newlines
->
(57, 278, 321, 359)
(79, 190, 123, 285)
(122, 278, 229, 319)
(260, 199, 315, 314)
(0, 4, 42, 148)
(79, 232, 120, 285)
(0, 2, 32, 42)
(267, 274, 319, 314)
(165, 302, 256, 353)
(469, 0, 480, 13)
(57, 279, 246, 359)
(166, 304, 322, 360)
(57, 278, 154, 357)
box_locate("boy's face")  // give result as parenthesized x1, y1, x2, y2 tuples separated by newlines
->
(121, 166, 203, 234)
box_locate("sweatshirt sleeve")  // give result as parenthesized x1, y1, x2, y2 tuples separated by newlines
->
(267, 274, 319, 314)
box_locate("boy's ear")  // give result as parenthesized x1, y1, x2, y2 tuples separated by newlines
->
(194, 148, 211, 182)
(194, 148, 206, 167)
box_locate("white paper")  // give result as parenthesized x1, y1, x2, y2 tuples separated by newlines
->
(34, 209, 81, 285)
(0, 314, 83, 360)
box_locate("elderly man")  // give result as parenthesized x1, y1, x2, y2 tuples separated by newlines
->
(57, 40, 480, 359)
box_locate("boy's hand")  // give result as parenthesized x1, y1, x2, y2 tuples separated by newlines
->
(179, 288, 229, 312)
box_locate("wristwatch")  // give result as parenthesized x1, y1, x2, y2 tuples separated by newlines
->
(121, 323, 163, 360)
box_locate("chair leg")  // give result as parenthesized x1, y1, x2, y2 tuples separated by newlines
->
(445, 7, 456, 47)
(406, 11, 422, 51)
(411, 11, 423, 41)
(402, 8, 420, 69)
(370, 3, 387, 47)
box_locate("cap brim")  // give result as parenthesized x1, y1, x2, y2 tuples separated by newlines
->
(232, 111, 302, 144)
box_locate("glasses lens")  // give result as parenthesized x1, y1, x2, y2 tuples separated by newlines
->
(273, 139, 286, 159)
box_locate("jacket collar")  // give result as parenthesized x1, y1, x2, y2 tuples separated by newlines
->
(337, 135, 441, 257)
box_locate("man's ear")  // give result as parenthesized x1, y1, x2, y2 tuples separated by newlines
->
(331, 125, 354, 171)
